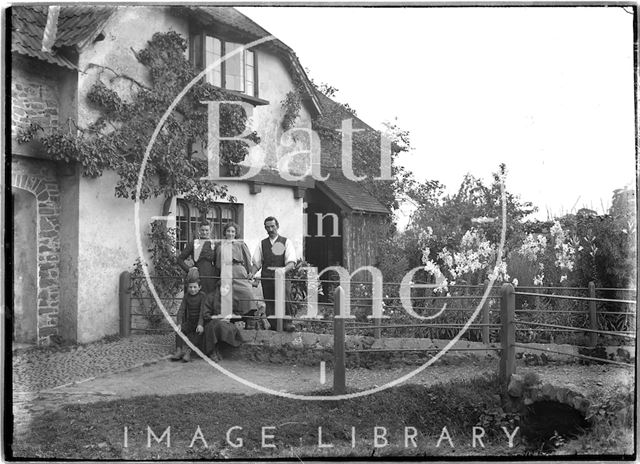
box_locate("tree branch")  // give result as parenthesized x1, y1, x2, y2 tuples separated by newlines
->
(83, 63, 150, 91)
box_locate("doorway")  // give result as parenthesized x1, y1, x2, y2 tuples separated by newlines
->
(13, 188, 38, 343)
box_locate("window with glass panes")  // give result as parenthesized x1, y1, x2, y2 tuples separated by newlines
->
(175, 199, 240, 251)
(192, 33, 257, 97)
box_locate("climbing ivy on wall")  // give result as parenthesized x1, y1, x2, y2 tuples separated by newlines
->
(280, 90, 301, 131)
(18, 31, 259, 202)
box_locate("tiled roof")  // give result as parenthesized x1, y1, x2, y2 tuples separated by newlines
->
(192, 6, 292, 52)
(318, 175, 390, 215)
(11, 6, 114, 69)
(250, 168, 315, 189)
(53, 6, 115, 47)
(12, 35, 76, 69)
(184, 6, 291, 53)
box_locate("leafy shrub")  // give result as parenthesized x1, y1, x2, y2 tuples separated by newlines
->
(130, 221, 183, 328)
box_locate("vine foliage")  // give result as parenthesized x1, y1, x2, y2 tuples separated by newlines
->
(131, 221, 183, 327)
(18, 31, 259, 202)
(280, 90, 301, 131)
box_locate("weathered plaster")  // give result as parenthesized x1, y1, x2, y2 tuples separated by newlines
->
(76, 171, 163, 342)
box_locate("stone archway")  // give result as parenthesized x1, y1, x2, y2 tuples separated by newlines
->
(11, 170, 61, 345)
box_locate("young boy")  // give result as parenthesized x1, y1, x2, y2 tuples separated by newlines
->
(171, 275, 206, 362)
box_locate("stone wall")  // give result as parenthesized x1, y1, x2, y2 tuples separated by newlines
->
(236, 330, 501, 367)
(507, 373, 592, 414)
(11, 54, 67, 345)
(11, 157, 62, 345)
(11, 55, 60, 137)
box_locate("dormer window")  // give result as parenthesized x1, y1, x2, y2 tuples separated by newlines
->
(191, 33, 257, 97)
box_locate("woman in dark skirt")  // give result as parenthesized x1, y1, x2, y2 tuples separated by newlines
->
(199, 286, 243, 361)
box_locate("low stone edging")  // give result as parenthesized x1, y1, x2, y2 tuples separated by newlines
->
(241, 329, 499, 354)
(238, 329, 633, 364)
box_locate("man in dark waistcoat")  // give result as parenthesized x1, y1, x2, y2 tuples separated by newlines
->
(250, 216, 296, 332)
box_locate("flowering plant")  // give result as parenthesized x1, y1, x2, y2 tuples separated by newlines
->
(420, 228, 508, 291)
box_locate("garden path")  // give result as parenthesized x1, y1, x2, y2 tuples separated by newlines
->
(12, 335, 633, 444)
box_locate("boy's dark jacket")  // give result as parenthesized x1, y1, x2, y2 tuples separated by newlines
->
(176, 291, 206, 325)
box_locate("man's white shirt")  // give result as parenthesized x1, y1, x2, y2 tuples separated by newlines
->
(252, 235, 297, 271)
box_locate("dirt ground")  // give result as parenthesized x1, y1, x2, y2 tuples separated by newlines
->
(12, 357, 496, 437)
(13, 355, 634, 444)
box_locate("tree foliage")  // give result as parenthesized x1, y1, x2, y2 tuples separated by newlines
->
(403, 168, 635, 293)
(402, 164, 536, 273)
(557, 188, 636, 289)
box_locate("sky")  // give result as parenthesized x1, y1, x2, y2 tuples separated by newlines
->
(238, 6, 636, 225)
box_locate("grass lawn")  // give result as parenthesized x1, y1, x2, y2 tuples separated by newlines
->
(10, 374, 633, 460)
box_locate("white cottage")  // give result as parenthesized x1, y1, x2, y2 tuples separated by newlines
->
(10, 5, 391, 345)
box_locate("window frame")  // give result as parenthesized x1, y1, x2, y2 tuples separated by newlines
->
(190, 31, 259, 98)
(175, 199, 242, 250)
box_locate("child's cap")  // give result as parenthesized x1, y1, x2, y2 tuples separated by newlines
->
(187, 267, 200, 283)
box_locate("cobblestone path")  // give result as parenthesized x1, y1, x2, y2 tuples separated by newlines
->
(13, 334, 174, 392)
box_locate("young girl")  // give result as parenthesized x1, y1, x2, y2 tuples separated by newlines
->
(171, 269, 206, 362)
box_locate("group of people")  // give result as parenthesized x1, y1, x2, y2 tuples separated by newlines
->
(171, 216, 297, 362)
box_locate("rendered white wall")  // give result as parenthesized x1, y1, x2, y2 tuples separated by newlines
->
(73, 6, 310, 341)
(75, 7, 187, 342)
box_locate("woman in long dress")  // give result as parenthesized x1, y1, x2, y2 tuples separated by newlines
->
(214, 222, 256, 316)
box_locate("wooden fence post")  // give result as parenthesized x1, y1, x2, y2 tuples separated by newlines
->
(499, 283, 515, 386)
(119, 271, 132, 337)
(589, 281, 597, 347)
(333, 286, 346, 395)
(373, 296, 381, 339)
(482, 279, 490, 344)
(275, 269, 285, 332)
